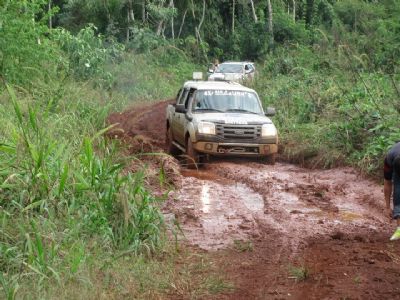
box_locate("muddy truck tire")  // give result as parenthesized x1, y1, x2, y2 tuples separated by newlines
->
(259, 153, 276, 165)
(266, 153, 276, 165)
(166, 127, 180, 155)
(186, 139, 200, 169)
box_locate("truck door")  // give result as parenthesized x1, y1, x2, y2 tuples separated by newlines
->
(172, 88, 188, 145)
(171, 88, 183, 139)
(174, 88, 195, 146)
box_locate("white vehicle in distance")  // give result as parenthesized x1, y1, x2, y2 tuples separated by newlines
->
(208, 61, 255, 83)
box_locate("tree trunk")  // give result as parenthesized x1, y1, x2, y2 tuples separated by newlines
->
(103, 0, 111, 24)
(267, 0, 274, 50)
(232, 0, 235, 33)
(130, 0, 134, 22)
(249, 0, 258, 22)
(196, 0, 206, 40)
(48, 0, 52, 29)
(155, 0, 165, 36)
(292, 0, 296, 22)
(126, 9, 130, 42)
(170, 0, 175, 40)
(305, 0, 314, 27)
(190, 0, 196, 19)
(156, 21, 164, 36)
(126, 0, 134, 43)
(195, 0, 207, 61)
(142, 0, 146, 23)
(177, 9, 187, 39)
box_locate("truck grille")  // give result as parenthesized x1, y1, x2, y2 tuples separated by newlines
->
(215, 124, 261, 141)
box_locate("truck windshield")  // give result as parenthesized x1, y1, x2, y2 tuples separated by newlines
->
(215, 64, 243, 73)
(192, 90, 263, 114)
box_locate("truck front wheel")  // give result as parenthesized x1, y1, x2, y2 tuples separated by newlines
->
(266, 153, 276, 165)
(166, 127, 179, 155)
(186, 139, 200, 169)
(259, 153, 276, 165)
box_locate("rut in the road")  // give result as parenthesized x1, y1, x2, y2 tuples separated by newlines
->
(166, 161, 386, 254)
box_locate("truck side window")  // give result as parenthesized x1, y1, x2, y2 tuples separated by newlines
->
(178, 89, 189, 105)
(185, 88, 196, 110)
(175, 88, 183, 103)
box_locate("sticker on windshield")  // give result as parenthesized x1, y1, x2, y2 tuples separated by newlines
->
(204, 90, 247, 96)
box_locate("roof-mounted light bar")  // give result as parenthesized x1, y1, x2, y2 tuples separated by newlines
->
(192, 72, 203, 80)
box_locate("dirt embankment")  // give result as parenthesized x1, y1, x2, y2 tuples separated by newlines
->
(108, 101, 400, 300)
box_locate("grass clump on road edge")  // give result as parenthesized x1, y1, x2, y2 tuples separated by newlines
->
(288, 264, 310, 282)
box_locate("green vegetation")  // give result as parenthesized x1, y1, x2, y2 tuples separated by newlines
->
(233, 240, 253, 252)
(0, 0, 399, 298)
(0, 2, 203, 298)
(288, 264, 310, 282)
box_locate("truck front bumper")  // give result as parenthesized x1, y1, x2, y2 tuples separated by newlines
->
(193, 141, 278, 156)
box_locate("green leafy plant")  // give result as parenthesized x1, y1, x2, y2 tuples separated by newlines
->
(53, 24, 123, 83)
(288, 264, 309, 282)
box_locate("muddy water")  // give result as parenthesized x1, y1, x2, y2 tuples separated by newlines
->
(169, 175, 264, 250)
(167, 162, 386, 253)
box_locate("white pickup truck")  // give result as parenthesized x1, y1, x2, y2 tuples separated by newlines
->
(166, 80, 278, 168)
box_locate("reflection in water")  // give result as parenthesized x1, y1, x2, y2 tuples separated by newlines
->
(236, 183, 264, 212)
(201, 184, 211, 213)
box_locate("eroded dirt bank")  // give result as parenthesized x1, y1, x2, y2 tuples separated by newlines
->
(108, 101, 400, 300)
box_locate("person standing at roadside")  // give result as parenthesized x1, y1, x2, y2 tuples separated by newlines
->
(213, 59, 219, 72)
(384, 142, 400, 240)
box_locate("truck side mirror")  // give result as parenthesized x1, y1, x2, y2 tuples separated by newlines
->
(185, 112, 193, 121)
(265, 107, 276, 117)
(175, 105, 186, 114)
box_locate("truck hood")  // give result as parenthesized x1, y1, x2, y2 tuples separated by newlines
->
(193, 112, 273, 125)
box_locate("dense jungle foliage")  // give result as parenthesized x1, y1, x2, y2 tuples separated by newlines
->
(0, 0, 399, 298)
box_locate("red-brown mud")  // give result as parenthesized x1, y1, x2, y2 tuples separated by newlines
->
(108, 101, 400, 299)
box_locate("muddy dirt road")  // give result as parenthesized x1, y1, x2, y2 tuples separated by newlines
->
(108, 100, 400, 300)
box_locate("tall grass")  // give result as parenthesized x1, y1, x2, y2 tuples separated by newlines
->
(1, 44, 233, 297)
(0, 79, 166, 298)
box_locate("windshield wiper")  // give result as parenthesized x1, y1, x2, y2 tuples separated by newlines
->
(225, 109, 259, 114)
(193, 108, 225, 113)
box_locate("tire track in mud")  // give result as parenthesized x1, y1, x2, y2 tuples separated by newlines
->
(169, 161, 386, 256)
(108, 100, 400, 299)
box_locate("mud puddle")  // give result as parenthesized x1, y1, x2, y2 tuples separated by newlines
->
(167, 162, 386, 256)
(168, 176, 264, 250)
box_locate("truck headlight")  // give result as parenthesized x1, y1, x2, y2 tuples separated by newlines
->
(261, 124, 277, 137)
(198, 122, 216, 135)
